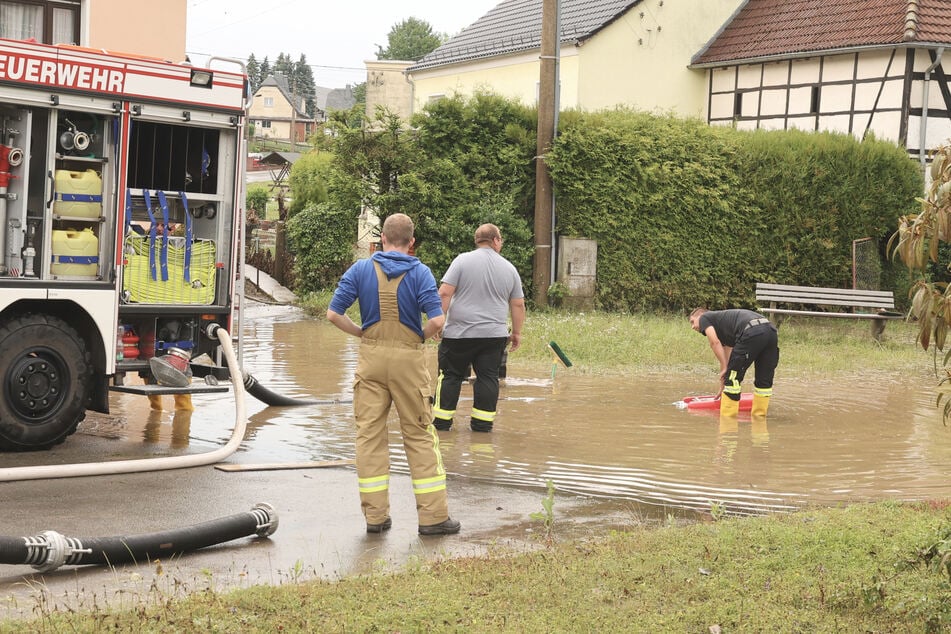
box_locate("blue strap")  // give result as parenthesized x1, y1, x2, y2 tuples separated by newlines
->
(179, 191, 192, 282)
(55, 193, 102, 203)
(124, 189, 133, 234)
(156, 190, 171, 282)
(52, 255, 98, 264)
(143, 189, 157, 281)
(155, 339, 194, 351)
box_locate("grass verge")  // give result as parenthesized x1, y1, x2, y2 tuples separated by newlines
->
(5, 502, 951, 632)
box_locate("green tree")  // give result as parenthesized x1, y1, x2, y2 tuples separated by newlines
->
(294, 54, 317, 118)
(246, 53, 262, 95)
(246, 184, 269, 219)
(288, 151, 333, 217)
(259, 56, 271, 86)
(321, 96, 535, 286)
(376, 17, 444, 61)
(352, 82, 367, 106)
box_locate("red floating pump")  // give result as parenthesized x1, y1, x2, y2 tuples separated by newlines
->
(121, 326, 140, 359)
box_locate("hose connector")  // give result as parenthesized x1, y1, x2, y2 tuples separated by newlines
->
(6, 147, 22, 166)
(250, 502, 279, 537)
(30, 530, 91, 573)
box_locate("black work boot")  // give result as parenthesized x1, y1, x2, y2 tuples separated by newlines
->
(432, 417, 453, 431)
(366, 517, 392, 533)
(470, 418, 493, 433)
(418, 518, 461, 536)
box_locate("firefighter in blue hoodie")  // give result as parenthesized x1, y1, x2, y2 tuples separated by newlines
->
(326, 213, 460, 536)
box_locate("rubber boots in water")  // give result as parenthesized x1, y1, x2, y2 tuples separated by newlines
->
(751, 393, 770, 418)
(719, 394, 740, 417)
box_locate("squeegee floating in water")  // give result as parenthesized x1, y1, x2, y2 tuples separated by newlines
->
(676, 393, 753, 411)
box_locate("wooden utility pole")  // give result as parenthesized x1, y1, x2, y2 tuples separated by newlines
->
(533, 0, 557, 306)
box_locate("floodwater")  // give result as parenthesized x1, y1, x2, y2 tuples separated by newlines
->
(114, 302, 951, 518)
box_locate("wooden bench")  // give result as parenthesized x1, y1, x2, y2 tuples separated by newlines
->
(754, 282, 904, 341)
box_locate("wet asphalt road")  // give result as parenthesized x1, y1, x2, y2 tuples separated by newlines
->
(0, 269, 632, 619)
(0, 428, 628, 619)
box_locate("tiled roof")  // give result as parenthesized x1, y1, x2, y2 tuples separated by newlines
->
(408, 0, 641, 72)
(693, 0, 951, 67)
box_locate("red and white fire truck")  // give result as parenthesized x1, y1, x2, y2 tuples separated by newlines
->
(0, 38, 248, 450)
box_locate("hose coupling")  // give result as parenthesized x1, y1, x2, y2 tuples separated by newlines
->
(31, 530, 91, 573)
(250, 502, 279, 537)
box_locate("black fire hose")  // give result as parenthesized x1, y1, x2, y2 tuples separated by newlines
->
(243, 372, 324, 406)
(0, 502, 277, 573)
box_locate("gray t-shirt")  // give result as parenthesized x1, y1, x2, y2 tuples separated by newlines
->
(441, 247, 524, 339)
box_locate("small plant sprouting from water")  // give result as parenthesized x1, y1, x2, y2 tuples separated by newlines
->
(530, 479, 557, 546)
(288, 559, 305, 583)
(709, 501, 726, 522)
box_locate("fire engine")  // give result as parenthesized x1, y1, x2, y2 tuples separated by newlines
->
(0, 38, 248, 450)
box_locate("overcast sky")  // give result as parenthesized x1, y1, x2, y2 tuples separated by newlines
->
(185, 0, 501, 88)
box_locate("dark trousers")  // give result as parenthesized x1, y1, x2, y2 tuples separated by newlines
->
(724, 325, 779, 398)
(435, 337, 508, 425)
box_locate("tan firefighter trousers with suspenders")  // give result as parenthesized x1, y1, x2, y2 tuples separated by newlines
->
(354, 262, 449, 526)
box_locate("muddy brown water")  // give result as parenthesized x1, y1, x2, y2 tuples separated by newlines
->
(113, 302, 951, 518)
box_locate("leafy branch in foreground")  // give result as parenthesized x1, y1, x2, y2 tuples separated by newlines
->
(890, 144, 951, 418)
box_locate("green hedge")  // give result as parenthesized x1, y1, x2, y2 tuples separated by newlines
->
(548, 110, 922, 311)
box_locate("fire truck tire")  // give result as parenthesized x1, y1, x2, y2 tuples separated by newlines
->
(0, 314, 93, 451)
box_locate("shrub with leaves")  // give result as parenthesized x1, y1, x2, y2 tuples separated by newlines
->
(286, 203, 357, 294)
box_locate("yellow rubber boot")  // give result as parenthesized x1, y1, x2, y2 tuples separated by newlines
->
(148, 394, 164, 411)
(751, 394, 770, 418)
(719, 395, 740, 417)
(174, 394, 194, 411)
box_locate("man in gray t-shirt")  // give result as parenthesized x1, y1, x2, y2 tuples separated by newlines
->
(432, 224, 525, 432)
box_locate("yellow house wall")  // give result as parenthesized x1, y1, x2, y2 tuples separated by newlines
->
(411, 49, 580, 110)
(576, 0, 742, 117)
(85, 0, 186, 61)
(407, 0, 740, 117)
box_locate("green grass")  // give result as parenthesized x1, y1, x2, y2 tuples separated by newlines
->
(15, 305, 943, 632)
(297, 297, 934, 379)
(6, 502, 951, 632)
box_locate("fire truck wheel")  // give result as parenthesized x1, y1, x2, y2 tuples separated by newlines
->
(0, 314, 93, 451)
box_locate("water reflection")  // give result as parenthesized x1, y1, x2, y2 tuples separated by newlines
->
(112, 302, 951, 517)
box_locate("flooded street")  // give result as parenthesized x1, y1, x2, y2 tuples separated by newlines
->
(2, 299, 951, 618)
(129, 301, 951, 518)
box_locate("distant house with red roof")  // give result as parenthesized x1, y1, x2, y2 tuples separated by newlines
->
(691, 0, 951, 164)
(395, 0, 951, 164)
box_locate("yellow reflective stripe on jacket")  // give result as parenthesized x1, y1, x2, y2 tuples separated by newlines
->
(358, 474, 390, 493)
(471, 407, 496, 422)
(413, 474, 446, 495)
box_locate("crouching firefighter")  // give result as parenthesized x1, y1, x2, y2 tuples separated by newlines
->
(689, 308, 780, 418)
